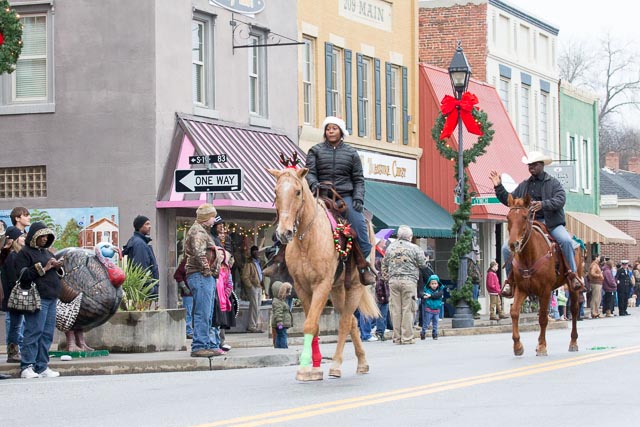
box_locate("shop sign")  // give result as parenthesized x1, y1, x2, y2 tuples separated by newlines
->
(549, 164, 576, 189)
(338, 0, 392, 32)
(209, 0, 265, 15)
(174, 168, 243, 193)
(357, 150, 416, 185)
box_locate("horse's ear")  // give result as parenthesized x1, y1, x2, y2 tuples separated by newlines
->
(296, 167, 309, 180)
(507, 194, 514, 206)
(523, 193, 531, 206)
(267, 168, 281, 179)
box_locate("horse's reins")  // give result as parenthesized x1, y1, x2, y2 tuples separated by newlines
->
(274, 174, 319, 242)
(509, 206, 556, 279)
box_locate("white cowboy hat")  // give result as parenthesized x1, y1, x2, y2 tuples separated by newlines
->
(521, 151, 552, 165)
(322, 116, 349, 137)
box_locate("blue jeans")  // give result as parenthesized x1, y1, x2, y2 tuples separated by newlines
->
(342, 196, 372, 257)
(275, 328, 288, 348)
(187, 272, 215, 352)
(6, 311, 25, 346)
(421, 308, 439, 337)
(472, 283, 480, 301)
(21, 298, 57, 373)
(356, 309, 373, 340)
(375, 303, 389, 335)
(502, 223, 577, 276)
(182, 295, 194, 336)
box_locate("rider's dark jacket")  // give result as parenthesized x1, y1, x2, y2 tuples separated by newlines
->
(305, 140, 365, 202)
(494, 171, 566, 230)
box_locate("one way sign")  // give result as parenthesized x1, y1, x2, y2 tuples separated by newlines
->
(174, 168, 243, 193)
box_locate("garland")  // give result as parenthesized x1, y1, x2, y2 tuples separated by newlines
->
(431, 92, 494, 314)
(333, 224, 353, 258)
(0, 0, 23, 75)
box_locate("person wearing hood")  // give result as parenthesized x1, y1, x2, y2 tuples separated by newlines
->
(14, 222, 64, 379)
(270, 281, 293, 349)
(123, 215, 159, 297)
(420, 274, 444, 340)
(304, 116, 376, 286)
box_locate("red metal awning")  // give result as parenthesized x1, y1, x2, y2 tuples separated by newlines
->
(157, 114, 305, 210)
(419, 64, 530, 221)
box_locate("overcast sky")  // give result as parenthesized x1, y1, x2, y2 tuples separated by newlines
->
(504, 0, 637, 45)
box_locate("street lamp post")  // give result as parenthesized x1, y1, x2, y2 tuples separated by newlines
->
(448, 42, 474, 328)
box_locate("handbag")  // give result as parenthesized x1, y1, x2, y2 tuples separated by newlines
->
(7, 268, 41, 313)
(56, 293, 83, 332)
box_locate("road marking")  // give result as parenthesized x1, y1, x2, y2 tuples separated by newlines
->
(195, 345, 640, 427)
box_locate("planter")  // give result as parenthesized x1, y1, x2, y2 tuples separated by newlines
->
(58, 309, 187, 353)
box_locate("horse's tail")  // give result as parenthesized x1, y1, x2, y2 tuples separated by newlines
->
(358, 285, 381, 319)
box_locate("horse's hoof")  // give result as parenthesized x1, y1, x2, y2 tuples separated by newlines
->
(568, 344, 579, 352)
(356, 364, 369, 375)
(310, 368, 324, 381)
(295, 366, 312, 382)
(328, 368, 342, 378)
(536, 349, 548, 356)
(514, 347, 524, 356)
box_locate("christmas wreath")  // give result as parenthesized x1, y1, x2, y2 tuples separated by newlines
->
(431, 91, 493, 315)
(333, 224, 353, 258)
(0, 0, 23, 75)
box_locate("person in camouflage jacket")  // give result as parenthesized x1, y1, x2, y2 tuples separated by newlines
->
(382, 225, 428, 345)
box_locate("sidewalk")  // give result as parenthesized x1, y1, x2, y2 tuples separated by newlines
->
(0, 313, 565, 378)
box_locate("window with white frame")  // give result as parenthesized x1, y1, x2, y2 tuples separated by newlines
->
(520, 85, 530, 147)
(302, 37, 315, 125)
(0, 5, 54, 115)
(330, 46, 343, 117)
(582, 139, 591, 192)
(192, 13, 215, 113)
(569, 135, 578, 190)
(499, 78, 510, 112)
(361, 56, 373, 137)
(249, 33, 268, 117)
(389, 65, 401, 142)
(539, 92, 548, 147)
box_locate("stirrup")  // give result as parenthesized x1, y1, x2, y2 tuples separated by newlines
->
(500, 282, 513, 298)
(359, 266, 376, 286)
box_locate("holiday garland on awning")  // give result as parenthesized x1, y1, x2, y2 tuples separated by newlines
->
(431, 91, 494, 314)
(0, 0, 23, 75)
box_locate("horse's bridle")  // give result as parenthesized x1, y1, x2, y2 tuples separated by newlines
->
(509, 206, 535, 253)
(274, 174, 318, 242)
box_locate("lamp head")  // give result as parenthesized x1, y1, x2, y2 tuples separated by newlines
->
(448, 42, 472, 98)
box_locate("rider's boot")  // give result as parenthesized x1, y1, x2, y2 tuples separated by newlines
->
(501, 271, 514, 298)
(353, 247, 376, 286)
(566, 271, 584, 291)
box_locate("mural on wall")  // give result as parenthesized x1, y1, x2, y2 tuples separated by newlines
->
(0, 207, 119, 251)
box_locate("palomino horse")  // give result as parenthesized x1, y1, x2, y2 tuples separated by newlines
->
(506, 194, 584, 356)
(268, 166, 380, 381)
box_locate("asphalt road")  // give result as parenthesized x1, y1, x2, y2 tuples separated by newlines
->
(3, 309, 639, 427)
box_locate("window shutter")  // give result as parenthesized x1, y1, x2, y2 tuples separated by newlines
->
(356, 54, 364, 137)
(374, 58, 381, 140)
(402, 66, 408, 145)
(385, 62, 392, 142)
(344, 49, 352, 134)
(325, 42, 333, 117)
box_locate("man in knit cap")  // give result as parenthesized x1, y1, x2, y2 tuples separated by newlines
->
(123, 214, 159, 297)
(184, 203, 225, 357)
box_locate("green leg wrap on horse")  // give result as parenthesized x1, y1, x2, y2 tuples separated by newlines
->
(299, 333, 314, 367)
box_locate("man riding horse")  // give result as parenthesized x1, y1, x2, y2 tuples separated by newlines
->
(266, 116, 376, 286)
(490, 151, 582, 298)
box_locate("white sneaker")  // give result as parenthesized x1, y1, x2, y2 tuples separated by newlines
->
(40, 368, 60, 378)
(365, 336, 378, 342)
(21, 367, 41, 379)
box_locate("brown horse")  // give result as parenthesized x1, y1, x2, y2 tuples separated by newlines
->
(268, 166, 380, 381)
(506, 194, 584, 356)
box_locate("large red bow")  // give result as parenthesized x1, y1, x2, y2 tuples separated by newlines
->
(439, 92, 483, 139)
(0, 32, 5, 47)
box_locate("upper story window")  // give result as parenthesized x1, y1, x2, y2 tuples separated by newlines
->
(539, 91, 548, 147)
(538, 33, 550, 68)
(498, 78, 510, 113)
(302, 37, 315, 125)
(569, 135, 578, 191)
(518, 24, 530, 61)
(0, 4, 55, 115)
(496, 15, 510, 52)
(582, 139, 591, 192)
(388, 65, 401, 143)
(520, 84, 530, 147)
(357, 55, 373, 137)
(249, 33, 268, 119)
(192, 12, 216, 117)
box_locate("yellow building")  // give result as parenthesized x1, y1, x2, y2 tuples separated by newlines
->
(297, 0, 454, 239)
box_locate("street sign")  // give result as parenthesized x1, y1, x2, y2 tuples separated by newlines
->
(189, 154, 228, 165)
(174, 168, 242, 193)
(455, 195, 501, 205)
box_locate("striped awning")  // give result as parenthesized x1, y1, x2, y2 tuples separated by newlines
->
(565, 211, 636, 245)
(157, 115, 305, 210)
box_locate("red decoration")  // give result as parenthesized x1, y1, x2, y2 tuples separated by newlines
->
(0, 32, 4, 47)
(439, 92, 483, 139)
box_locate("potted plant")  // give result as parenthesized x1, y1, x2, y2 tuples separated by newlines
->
(120, 261, 159, 311)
